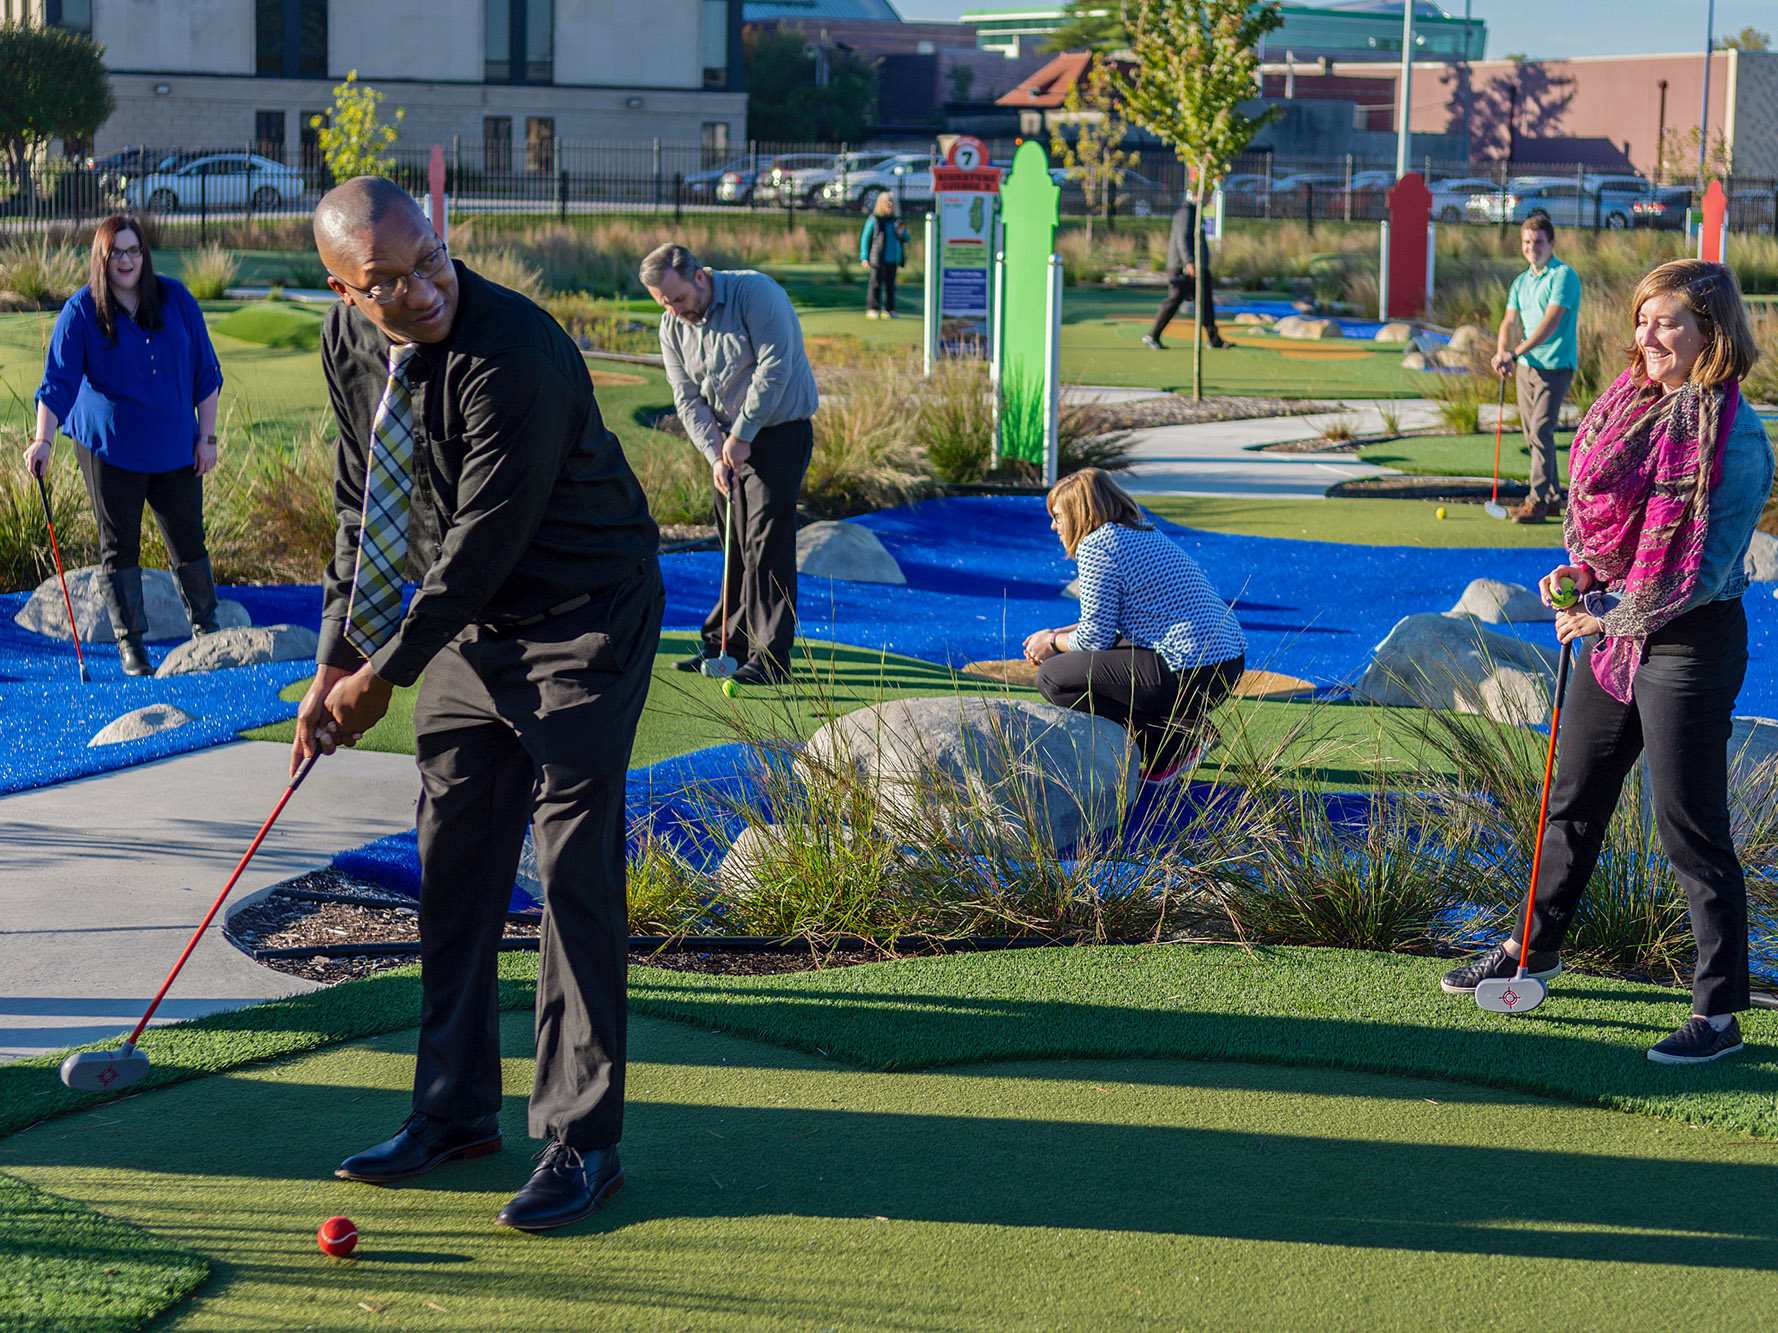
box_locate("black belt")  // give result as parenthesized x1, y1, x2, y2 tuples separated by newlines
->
(485, 593, 590, 632)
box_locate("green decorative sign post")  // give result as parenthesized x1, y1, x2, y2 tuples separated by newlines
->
(993, 140, 1061, 474)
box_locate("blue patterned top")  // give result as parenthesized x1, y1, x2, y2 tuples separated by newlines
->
(1071, 522, 1247, 671)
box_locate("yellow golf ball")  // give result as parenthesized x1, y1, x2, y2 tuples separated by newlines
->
(1435, 507, 1446, 519)
(1550, 576, 1578, 609)
(722, 678, 738, 697)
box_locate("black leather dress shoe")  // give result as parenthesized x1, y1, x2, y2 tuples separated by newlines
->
(729, 660, 789, 686)
(334, 1111, 502, 1183)
(673, 651, 710, 672)
(495, 1142, 624, 1231)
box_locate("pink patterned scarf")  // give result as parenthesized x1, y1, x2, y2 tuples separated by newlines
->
(1562, 368, 1737, 702)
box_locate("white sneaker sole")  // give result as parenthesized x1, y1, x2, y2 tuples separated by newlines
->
(1439, 961, 1562, 995)
(1647, 1040, 1744, 1065)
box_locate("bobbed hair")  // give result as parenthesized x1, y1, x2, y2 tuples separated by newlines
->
(1046, 467, 1151, 558)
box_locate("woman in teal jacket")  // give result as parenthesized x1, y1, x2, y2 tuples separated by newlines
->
(859, 192, 909, 319)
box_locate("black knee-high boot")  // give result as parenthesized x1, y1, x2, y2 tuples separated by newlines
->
(173, 555, 220, 635)
(101, 566, 152, 676)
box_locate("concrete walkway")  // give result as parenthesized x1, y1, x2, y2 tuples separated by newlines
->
(0, 742, 420, 1063)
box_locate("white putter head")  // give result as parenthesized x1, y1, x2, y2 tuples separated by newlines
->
(1474, 975, 1547, 1015)
(700, 653, 737, 678)
(60, 1041, 151, 1092)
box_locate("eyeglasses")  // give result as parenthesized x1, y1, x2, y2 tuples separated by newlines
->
(332, 242, 450, 306)
(110, 246, 143, 260)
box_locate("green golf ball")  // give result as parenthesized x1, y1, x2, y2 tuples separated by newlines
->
(1550, 576, 1577, 609)
(722, 678, 738, 697)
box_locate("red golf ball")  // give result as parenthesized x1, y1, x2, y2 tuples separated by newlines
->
(317, 1215, 358, 1258)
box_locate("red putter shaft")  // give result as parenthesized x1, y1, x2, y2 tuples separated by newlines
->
(1516, 641, 1573, 976)
(125, 755, 319, 1047)
(35, 473, 89, 681)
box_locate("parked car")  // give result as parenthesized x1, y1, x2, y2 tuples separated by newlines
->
(774, 150, 902, 210)
(1049, 168, 1173, 217)
(1266, 172, 1347, 214)
(1331, 169, 1399, 220)
(818, 154, 936, 212)
(683, 156, 753, 204)
(751, 154, 838, 206)
(1466, 174, 1668, 230)
(1427, 176, 1500, 224)
(122, 152, 306, 213)
(715, 153, 826, 206)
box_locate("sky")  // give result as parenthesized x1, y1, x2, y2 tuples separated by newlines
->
(889, 0, 1775, 63)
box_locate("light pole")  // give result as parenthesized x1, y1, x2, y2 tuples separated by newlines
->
(1656, 79, 1668, 184)
(1394, 0, 1415, 180)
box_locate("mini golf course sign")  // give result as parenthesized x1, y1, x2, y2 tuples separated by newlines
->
(990, 141, 1063, 481)
(922, 135, 1003, 374)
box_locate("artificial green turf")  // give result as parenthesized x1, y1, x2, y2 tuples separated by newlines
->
(1136, 493, 1571, 548)
(0, 1172, 210, 1331)
(8, 999, 1778, 1330)
(1358, 428, 1573, 481)
(206, 301, 323, 350)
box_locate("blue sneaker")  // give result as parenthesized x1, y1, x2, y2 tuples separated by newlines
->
(1647, 1016, 1744, 1066)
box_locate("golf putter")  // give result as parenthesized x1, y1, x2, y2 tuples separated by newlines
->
(1484, 370, 1510, 520)
(35, 471, 90, 683)
(1476, 634, 1575, 1016)
(701, 477, 739, 679)
(59, 755, 320, 1092)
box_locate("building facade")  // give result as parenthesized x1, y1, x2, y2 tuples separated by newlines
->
(17, 1, 747, 160)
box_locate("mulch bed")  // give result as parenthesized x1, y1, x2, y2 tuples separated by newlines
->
(1085, 394, 1336, 431)
(1255, 433, 1396, 455)
(1326, 475, 1533, 504)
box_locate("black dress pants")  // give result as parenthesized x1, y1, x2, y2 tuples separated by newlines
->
(1149, 265, 1220, 343)
(704, 419, 813, 675)
(75, 446, 208, 571)
(411, 560, 664, 1149)
(1037, 645, 1244, 766)
(1521, 598, 1750, 1015)
(866, 262, 898, 314)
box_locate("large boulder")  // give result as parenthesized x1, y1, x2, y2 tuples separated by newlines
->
(1745, 530, 1778, 582)
(1373, 321, 1418, 343)
(1274, 315, 1344, 340)
(89, 703, 198, 747)
(800, 696, 1138, 850)
(1446, 578, 1555, 625)
(1400, 350, 1434, 372)
(1233, 312, 1275, 327)
(1730, 717, 1778, 776)
(154, 624, 320, 677)
(1352, 612, 1558, 725)
(795, 521, 906, 585)
(1444, 324, 1493, 360)
(14, 565, 249, 643)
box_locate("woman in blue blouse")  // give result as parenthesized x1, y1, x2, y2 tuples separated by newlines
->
(1024, 468, 1247, 782)
(22, 214, 224, 675)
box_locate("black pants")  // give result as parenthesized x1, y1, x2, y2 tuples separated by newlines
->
(866, 262, 898, 314)
(1522, 598, 1749, 1015)
(705, 419, 813, 674)
(1037, 646, 1244, 766)
(76, 446, 208, 572)
(411, 561, 664, 1149)
(1150, 266, 1220, 343)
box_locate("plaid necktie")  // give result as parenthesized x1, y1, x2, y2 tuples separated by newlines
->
(345, 342, 419, 657)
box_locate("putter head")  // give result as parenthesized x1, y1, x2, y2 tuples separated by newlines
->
(59, 1043, 150, 1093)
(700, 654, 738, 679)
(1474, 975, 1547, 1015)
(79, 665, 91, 683)
(1484, 502, 1509, 520)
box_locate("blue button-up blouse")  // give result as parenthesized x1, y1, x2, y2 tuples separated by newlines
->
(35, 278, 224, 474)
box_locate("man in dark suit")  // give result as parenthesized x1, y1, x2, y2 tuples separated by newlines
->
(293, 176, 662, 1231)
(1144, 191, 1228, 352)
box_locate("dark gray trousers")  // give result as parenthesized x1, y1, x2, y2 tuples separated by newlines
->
(1150, 266, 1220, 343)
(1036, 645, 1244, 766)
(411, 561, 663, 1148)
(704, 419, 813, 674)
(1515, 362, 1573, 505)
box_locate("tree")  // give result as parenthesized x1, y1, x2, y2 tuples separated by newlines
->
(1048, 54, 1136, 246)
(310, 72, 404, 183)
(1119, 0, 1282, 400)
(1044, 0, 1128, 54)
(0, 22, 112, 204)
(1659, 124, 1733, 185)
(744, 28, 878, 143)
(1717, 27, 1770, 51)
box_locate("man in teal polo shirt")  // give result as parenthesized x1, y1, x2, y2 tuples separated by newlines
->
(1491, 211, 1581, 524)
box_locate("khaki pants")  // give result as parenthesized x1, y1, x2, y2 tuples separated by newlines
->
(1516, 363, 1573, 505)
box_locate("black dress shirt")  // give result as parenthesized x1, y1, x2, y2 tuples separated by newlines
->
(316, 263, 658, 686)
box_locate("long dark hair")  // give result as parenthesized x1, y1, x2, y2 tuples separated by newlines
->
(89, 214, 163, 343)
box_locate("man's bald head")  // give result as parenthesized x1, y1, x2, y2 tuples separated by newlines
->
(313, 176, 429, 266)
(314, 176, 459, 344)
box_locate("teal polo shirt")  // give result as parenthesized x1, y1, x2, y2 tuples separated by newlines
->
(1508, 258, 1582, 370)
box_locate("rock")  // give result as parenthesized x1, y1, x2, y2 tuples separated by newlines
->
(1730, 717, 1778, 780)
(89, 703, 198, 747)
(1352, 612, 1558, 725)
(1374, 321, 1418, 343)
(1400, 350, 1431, 371)
(795, 521, 905, 585)
(153, 624, 320, 677)
(1233, 312, 1275, 327)
(13, 565, 250, 643)
(716, 824, 811, 901)
(1061, 577, 1080, 599)
(1745, 530, 1778, 582)
(1274, 315, 1344, 340)
(1407, 330, 1444, 356)
(1446, 578, 1555, 625)
(800, 696, 1138, 850)
(1445, 324, 1493, 359)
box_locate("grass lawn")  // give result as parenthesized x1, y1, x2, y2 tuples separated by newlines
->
(1358, 429, 1573, 481)
(6, 948, 1777, 1330)
(1137, 493, 1571, 548)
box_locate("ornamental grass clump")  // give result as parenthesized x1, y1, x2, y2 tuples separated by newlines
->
(177, 244, 240, 300)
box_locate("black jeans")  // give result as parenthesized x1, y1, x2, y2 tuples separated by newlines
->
(76, 446, 208, 572)
(1037, 645, 1244, 766)
(1150, 266, 1220, 343)
(866, 262, 898, 314)
(705, 419, 813, 675)
(411, 561, 664, 1148)
(1522, 598, 1750, 1015)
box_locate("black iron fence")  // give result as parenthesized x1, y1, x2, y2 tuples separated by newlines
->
(7, 139, 1777, 239)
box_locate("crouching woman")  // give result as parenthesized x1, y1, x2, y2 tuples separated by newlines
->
(1023, 468, 1247, 782)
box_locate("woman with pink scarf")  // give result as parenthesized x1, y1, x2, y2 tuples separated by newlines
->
(1441, 259, 1773, 1065)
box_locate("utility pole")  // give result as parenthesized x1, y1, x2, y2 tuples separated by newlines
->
(1656, 79, 1669, 183)
(1698, 0, 1715, 187)
(1394, 0, 1415, 180)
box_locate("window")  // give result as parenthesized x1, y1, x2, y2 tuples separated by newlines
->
(255, 111, 287, 164)
(701, 0, 728, 90)
(486, 0, 553, 85)
(300, 109, 327, 179)
(45, 0, 93, 34)
(258, 0, 328, 79)
(701, 122, 729, 164)
(526, 117, 554, 174)
(484, 116, 513, 173)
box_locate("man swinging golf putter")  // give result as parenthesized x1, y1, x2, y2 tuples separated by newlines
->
(295, 178, 662, 1229)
